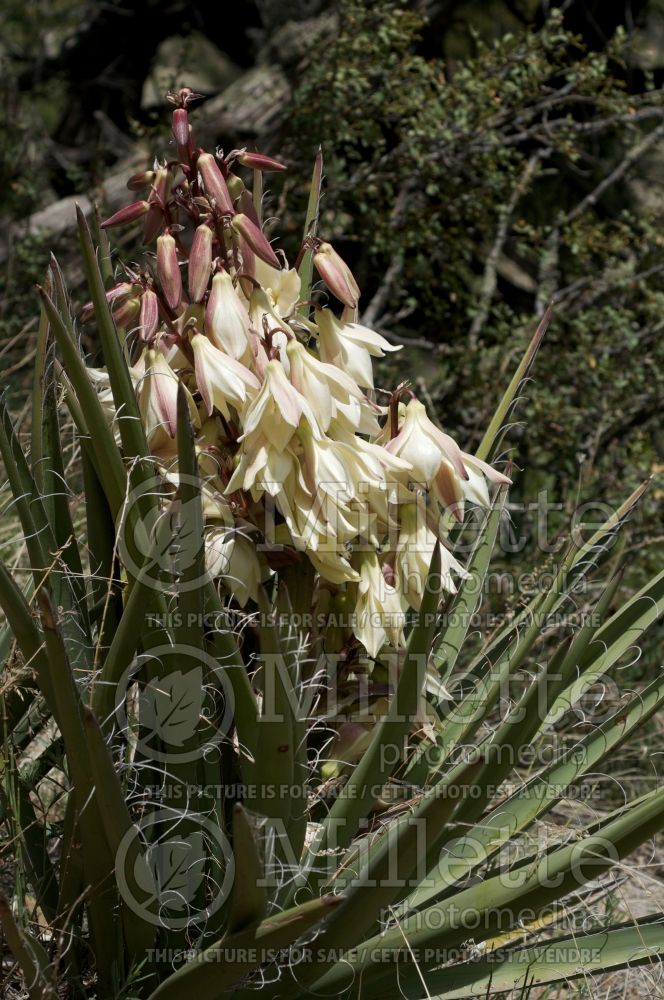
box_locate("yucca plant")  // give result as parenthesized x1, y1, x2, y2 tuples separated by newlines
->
(0, 87, 663, 1000)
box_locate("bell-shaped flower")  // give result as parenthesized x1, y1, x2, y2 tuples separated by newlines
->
(248, 286, 294, 371)
(394, 498, 469, 611)
(191, 333, 260, 419)
(205, 271, 252, 360)
(297, 425, 411, 556)
(316, 309, 401, 388)
(329, 421, 413, 514)
(226, 441, 300, 498)
(297, 426, 351, 494)
(386, 399, 510, 520)
(240, 359, 318, 452)
(253, 259, 301, 317)
(385, 399, 468, 485)
(88, 356, 147, 445)
(460, 452, 512, 506)
(307, 547, 360, 585)
(205, 527, 266, 606)
(286, 338, 371, 432)
(273, 462, 358, 561)
(137, 348, 179, 440)
(354, 550, 405, 657)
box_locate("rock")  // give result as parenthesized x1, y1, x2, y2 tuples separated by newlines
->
(141, 32, 242, 109)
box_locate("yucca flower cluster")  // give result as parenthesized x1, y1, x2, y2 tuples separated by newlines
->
(91, 87, 509, 659)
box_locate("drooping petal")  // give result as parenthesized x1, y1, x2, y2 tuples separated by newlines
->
(191, 333, 259, 417)
(205, 271, 252, 359)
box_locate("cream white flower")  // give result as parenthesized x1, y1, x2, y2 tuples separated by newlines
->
(191, 333, 260, 419)
(240, 359, 319, 452)
(316, 309, 401, 388)
(460, 452, 512, 506)
(248, 287, 294, 371)
(205, 527, 265, 606)
(307, 546, 360, 585)
(286, 338, 364, 431)
(137, 348, 179, 440)
(226, 442, 300, 497)
(354, 550, 405, 657)
(205, 271, 252, 360)
(89, 357, 153, 447)
(261, 456, 358, 559)
(253, 259, 301, 317)
(394, 498, 469, 610)
(385, 400, 510, 521)
(385, 399, 468, 484)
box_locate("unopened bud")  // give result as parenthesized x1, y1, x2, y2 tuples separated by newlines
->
(149, 168, 173, 207)
(226, 173, 245, 203)
(197, 152, 234, 215)
(237, 189, 260, 228)
(143, 204, 165, 244)
(107, 282, 134, 302)
(237, 151, 286, 172)
(139, 289, 159, 342)
(156, 234, 182, 311)
(127, 170, 156, 191)
(81, 281, 133, 322)
(231, 213, 280, 269)
(236, 234, 255, 278)
(100, 200, 150, 229)
(113, 296, 141, 329)
(172, 108, 190, 148)
(313, 241, 360, 309)
(188, 224, 214, 302)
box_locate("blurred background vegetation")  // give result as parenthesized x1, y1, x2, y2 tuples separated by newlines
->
(0, 0, 662, 653)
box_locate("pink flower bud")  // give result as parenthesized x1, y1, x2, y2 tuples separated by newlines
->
(149, 168, 173, 207)
(231, 213, 280, 269)
(100, 201, 150, 229)
(197, 152, 234, 215)
(236, 234, 255, 278)
(112, 296, 141, 329)
(226, 173, 244, 203)
(237, 189, 261, 228)
(127, 170, 156, 191)
(107, 281, 135, 302)
(172, 108, 190, 148)
(80, 281, 133, 322)
(139, 289, 159, 342)
(313, 241, 360, 309)
(156, 234, 182, 311)
(188, 224, 213, 302)
(143, 204, 165, 244)
(237, 151, 286, 172)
